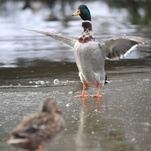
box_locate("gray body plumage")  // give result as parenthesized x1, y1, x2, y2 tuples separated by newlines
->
(74, 40, 106, 87)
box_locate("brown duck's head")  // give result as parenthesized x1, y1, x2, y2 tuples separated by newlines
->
(40, 98, 61, 114)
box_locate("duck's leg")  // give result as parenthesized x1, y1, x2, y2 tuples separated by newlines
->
(74, 82, 87, 98)
(91, 83, 102, 98)
(37, 145, 43, 151)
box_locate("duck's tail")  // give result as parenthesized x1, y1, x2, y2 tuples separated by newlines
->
(25, 29, 76, 48)
(104, 75, 110, 85)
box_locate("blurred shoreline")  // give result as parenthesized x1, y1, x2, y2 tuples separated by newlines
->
(0, 0, 151, 24)
(0, 0, 151, 68)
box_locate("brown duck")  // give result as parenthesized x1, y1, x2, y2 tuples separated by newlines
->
(7, 98, 65, 151)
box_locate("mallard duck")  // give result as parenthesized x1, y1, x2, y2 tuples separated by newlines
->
(7, 98, 65, 151)
(27, 5, 149, 98)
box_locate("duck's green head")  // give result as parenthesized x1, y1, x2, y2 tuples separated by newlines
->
(72, 5, 91, 21)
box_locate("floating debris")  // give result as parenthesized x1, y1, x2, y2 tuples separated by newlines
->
(53, 79, 60, 85)
(35, 80, 45, 85)
(66, 103, 70, 107)
(68, 91, 73, 95)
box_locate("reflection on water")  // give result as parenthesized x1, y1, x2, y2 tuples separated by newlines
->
(73, 95, 151, 151)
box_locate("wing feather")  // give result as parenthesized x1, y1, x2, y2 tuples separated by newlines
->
(26, 29, 76, 48)
(101, 36, 150, 59)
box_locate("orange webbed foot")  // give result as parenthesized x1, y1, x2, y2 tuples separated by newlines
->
(38, 145, 43, 151)
(75, 83, 87, 98)
(90, 83, 102, 98)
(90, 94, 102, 98)
(74, 91, 87, 98)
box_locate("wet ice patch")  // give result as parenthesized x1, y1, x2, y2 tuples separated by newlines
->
(131, 138, 136, 142)
(71, 115, 78, 120)
(142, 79, 150, 82)
(0, 85, 40, 88)
(94, 109, 98, 112)
(61, 80, 69, 86)
(68, 91, 73, 95)
(29, 80, 49, 85)
(66, 103, 70, 107)
(35, 80, 45, 85)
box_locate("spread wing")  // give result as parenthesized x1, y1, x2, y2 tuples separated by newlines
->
(26, 29, 76, 48)
(100, 36, 150, 59)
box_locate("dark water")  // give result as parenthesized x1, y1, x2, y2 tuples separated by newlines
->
(0, 0, 151, 151)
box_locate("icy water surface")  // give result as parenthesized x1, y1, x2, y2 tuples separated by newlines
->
(0, 60, 151, 151)
(0, 0, 151, 151)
